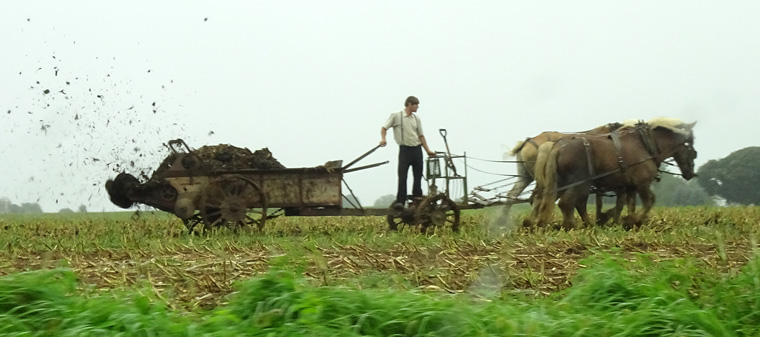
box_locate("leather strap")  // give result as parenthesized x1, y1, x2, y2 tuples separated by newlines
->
(527, 137, 539, 149)
(637, 122, 659, 156)
(610, 131, 626, 173)
(399, 110, 404, 145)
(581, 137, 595, 178)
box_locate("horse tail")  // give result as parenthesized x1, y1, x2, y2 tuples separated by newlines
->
(533, 141, 553, 188)
(507, 138, 529, 157)
(524, 141, 553, 226)
(535, 141, 561, 226)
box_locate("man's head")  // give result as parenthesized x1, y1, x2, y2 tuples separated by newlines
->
(405, 96, 419, 113)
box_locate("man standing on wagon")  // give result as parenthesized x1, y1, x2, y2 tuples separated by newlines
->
(379, 95, 436, 209)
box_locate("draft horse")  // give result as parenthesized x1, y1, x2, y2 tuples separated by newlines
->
(524, 118, 697, 230)
(497, 122, 627, 225)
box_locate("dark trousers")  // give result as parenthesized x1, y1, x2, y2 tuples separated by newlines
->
(397, 145, 423, 204)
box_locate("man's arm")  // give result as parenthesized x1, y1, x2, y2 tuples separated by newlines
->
(380, 127, 388, 146)
(419, 135, 435, 156)
(381, 112, 400, 147)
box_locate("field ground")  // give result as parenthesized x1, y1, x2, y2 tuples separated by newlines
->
(0, 205, 758, 312)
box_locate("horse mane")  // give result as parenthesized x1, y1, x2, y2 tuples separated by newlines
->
(621, 119, 639, 127)
(620, 117, 695, 137)
(646, 117, 694, 137)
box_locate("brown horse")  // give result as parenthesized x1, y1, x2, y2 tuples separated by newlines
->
(496, 122, 626, 225)
(525, 118, 697, 229)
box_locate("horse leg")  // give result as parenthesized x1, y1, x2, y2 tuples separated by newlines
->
(575, 194, 592, 228)
(636, 186, 655, 224)
(595, 191, 605, 225)
(557, 195, 576, 230)
(599, 189, 627, 225)
(625, 186, 654, 229)
(501, 174, 532, 206)
(610, 189, 627, 224)
(502, 160, 533, 227)
(511, 159, 534, 202)
(522, 187, 542, 227)
(558, 186, 586, 230)
(522, 188, 544, 228)
(626, 186, 637, 215)
(525, 186, 549, 228)
(614, 187, 637, 224)
(532, 141, 560, 228)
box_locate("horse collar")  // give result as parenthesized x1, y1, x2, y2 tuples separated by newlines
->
(637, 125, 660, 157)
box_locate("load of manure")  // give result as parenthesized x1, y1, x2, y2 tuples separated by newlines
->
(150, 144, 286, 180)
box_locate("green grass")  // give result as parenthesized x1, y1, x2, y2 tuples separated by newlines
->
(1, 251, 760, 336)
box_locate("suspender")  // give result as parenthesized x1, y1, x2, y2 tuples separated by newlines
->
(398, 111, 420, 146)
(399, 111, 404, 145)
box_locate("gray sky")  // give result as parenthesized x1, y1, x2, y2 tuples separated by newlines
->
(2, 2, 759, 212)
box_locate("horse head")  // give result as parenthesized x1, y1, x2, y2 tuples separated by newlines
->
(674, 137, 698, 180)
(665, 121, 698, 180)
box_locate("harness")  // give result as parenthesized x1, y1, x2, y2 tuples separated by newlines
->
(578, 128, 627, 181)
(609, 131, 626, 173)
(636, 121, 659, 156)
(526, 137, 540, 149)
(581, 136, 596, 178)
(524, 132, 556, 151)
(553, 124, 658, 193)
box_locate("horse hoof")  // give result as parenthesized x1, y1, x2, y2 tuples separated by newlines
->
(622, 218, 641, 231)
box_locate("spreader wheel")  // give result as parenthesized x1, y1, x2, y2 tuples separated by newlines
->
(199, 175, 268, 231)
(414, 194, 460, 232)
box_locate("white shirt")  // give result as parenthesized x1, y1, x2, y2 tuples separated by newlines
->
(383, 110, 424, 146)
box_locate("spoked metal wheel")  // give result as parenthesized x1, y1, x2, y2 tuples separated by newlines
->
(414, 194, 460, 232)
(386, 196, 417, 231)
(199, 175, 268, 231)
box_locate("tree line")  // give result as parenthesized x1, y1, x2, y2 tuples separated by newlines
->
(696, 146, 760, 205)
(0, 197, 88, 214)
(370, 146, 760, 207)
